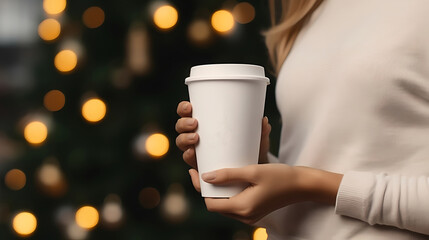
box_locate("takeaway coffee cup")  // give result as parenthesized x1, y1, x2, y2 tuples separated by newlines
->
(185, 64, 270, 198)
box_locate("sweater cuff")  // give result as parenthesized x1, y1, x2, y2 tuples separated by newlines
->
(335, 171, 375, 221)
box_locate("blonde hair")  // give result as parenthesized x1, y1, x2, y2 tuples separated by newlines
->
(265, 0, 324, 74)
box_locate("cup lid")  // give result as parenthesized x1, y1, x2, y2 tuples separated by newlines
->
(185, 64, 270, 84)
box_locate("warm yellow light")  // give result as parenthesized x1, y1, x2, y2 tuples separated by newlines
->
(82, 6, 105, 29)
(54, 50, 77, 73)
(44, 90, 65, 111)
(253, 228, 268, 240)
(43, 0, 67, 15)
(211, 10, 234, 33)
(24, 121, 48, 145)
(38, 19, 61, 41)
(145, 133, 169, 157)
(233, 2, 255, 24)
(13, 212, 37, 236)
(75, 206, 99, 229)
(153, 5, 178, 30)
(81, 98, 107, 123)
(5, 169, 26, 191)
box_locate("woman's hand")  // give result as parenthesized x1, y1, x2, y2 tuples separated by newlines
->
(175, 101, 199, 169)
(175, 101, 272, 168)
(188, 164, 343, 225)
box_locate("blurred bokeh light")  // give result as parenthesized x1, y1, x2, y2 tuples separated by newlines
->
(12, 212, 37, 236)
(162, 184, 189, 223)
(82, 6, 105, 29)
(253, 228, 268, 240)
(75, 206, 99, 229)
(67, 223, 88, 240)
(153, 5, 178, 30)
(233, 2, 256, 24)
(54, 49, 78, 73)
(81, 98, 107, 123)
(4, 169, 26, 191)
(211, 10, 234, 33)
(43, 90, 65, 111)
(101, 195, 123, 226)
(188, 19, 212, 45)
(24, 121, 48, 145)
(36, 161, 67, 197)
(43, 0, 67, 15)
(145, 133, 169, 158)
(127, 25, 151, 75)
(38, 18, 61, 41)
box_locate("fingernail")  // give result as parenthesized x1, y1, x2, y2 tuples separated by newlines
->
(187, 133, 196, 140)
(183, 103, 188, 111)
(202, 172, 216, 181)
(185, 118, 195, 125)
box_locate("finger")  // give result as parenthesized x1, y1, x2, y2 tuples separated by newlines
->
(183, 147, 197, 169)
(205, 197, 240, 214)
(261, 116, 271, 137)
(177, 101, 193, 117)
(189, 168, 201, 192)
(201, 165, 258, 185)
(175, 133, 199, 151)
(175, 117, 198, 133)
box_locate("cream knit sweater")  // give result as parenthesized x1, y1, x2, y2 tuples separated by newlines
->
(259, 0, 429, 239)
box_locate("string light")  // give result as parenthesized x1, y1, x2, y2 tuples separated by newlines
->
(44, 90, 65, 111)
(12, 212, 37, 236)
(75, 206, 99, 229)
(43, 0, 67, 15)
(153, 5, 178, 30)
(5, 169, 26, 191)
(24, 121, 48, 145)
(145, 133, 169, 158)
(233, 2, 255, 24)
(38, 18, 61, 41)
(54, 50, 78, 73)
(81, 98, 107, 123)
(211, 10, 235, 33)
(139, 187, 161, 209)
(82, 6, 105, 29)
(253, 228, 268, 240)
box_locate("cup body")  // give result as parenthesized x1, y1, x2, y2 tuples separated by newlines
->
(185, 64, 269, 198)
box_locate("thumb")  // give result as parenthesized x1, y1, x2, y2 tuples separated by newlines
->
(201, 166, 257, 185)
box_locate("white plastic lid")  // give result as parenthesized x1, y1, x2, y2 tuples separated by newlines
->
(185, 64, 270, 84)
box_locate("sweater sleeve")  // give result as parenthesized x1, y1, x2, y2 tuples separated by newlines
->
(335, 171, 429, 235)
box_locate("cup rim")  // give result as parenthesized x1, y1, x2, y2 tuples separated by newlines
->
(185, 63, 270, 84)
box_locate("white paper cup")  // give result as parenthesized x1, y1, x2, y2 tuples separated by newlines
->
(185, 64, 270, 198)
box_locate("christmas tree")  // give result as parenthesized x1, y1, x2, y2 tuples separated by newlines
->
(0, 0, 280, 239)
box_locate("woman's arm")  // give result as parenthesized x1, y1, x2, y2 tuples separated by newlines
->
(336, 171, 429, 235)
